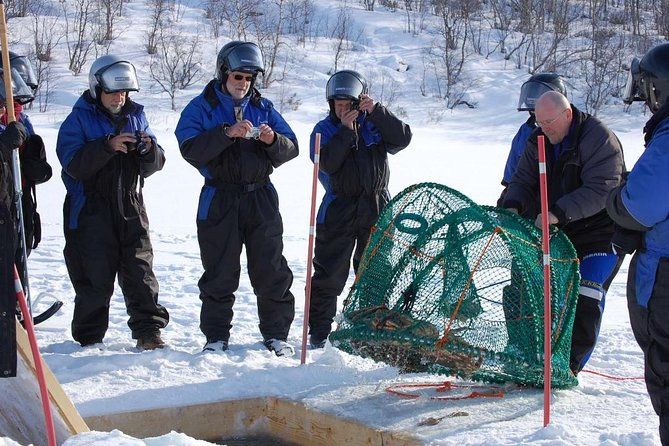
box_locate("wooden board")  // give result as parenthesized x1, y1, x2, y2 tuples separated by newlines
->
(85, 397, 422, 446)
(0, 320, 88, 446)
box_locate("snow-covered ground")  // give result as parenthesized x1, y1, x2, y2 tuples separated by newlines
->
(1, 0, 661, 445)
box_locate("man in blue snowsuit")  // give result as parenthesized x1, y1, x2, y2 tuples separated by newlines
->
(503, 91, 624, 375)
(607, 42, 669, 445)
(307, 70, 412, 348)
(498, 73, 566, 207)
(175, 41, 298, 357)
(56, 55, 169, 350)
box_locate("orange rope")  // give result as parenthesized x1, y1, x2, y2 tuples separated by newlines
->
(385, 381, 505, 400)
(580, 369, 645, 381)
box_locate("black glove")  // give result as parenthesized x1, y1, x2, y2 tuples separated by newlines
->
(0, 121, 28, 149)
(611, 224, 644, 255)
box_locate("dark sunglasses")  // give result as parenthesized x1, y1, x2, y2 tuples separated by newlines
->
(232, 74, 255, 82)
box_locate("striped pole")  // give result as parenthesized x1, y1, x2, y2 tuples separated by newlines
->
(537, 135, 552, 426)
(14, 264, 57, 446)
(301, 133, 321, 364)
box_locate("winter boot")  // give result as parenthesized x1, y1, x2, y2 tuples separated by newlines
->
(203, 340, 229, 352)
(309, 335, 327, 349)
(136, 332, 166, 350)
(264, 339, 295, 357)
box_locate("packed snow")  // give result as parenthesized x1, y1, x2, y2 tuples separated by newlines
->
(1, 0, 661, 444)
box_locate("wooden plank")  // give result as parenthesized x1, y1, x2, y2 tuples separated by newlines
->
(14, 319, 89, 436)
(85, 398, 268, 442)
(85, 397, 422, 446)
(267, 397, 422, 446)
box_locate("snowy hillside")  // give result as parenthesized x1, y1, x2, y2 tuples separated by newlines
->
(1, 0, 662, 444)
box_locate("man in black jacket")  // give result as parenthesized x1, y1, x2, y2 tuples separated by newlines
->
(56, 55, 169, 350)
(307, 70, 412, 348)
(503, 91, 624, 374)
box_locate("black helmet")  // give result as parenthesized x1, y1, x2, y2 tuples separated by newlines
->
(326, 70, 368, 102)
(216, 41, 264, 81)
(623, 43, 669, 113)
(0, 51, 38, 104)
(517, 73, 567, 111)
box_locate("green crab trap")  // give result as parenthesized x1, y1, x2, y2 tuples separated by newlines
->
(330, 183, 580, 388)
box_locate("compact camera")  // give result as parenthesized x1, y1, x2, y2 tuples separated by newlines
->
(245, 127, 261, 139)
(350, 100, 360, 111)
(126, 130, 150, 155)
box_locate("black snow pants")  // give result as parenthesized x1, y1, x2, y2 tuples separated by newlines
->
(63, 193, 169, 345)
(309, 193, 388, 343)
(0, 202, 17, 377)
(197, 183, 294, 343)
(628, 254, 669, 446)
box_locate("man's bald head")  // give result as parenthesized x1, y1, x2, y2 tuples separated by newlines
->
(535, 91, 573, 144)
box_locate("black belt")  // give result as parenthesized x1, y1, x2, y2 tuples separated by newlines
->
(205, 179, 268, 193)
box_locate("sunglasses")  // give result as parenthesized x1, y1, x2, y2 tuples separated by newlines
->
(232, 74, 255, 82)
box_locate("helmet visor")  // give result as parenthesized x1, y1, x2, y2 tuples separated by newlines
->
(226, 44, 264, 73)
(0, 67, 35, 104)
(622, 58, 643, 104)
(326, 72, 365, 101)
(517, 80, 556, 111)
(96, 61, 139, 94)
(11, 55, 38, 91)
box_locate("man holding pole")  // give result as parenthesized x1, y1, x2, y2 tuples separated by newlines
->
(307, 70, 412, 349)
(502, 91, 624, 375)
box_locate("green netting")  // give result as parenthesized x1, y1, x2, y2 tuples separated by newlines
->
(330, 183, 580, 388)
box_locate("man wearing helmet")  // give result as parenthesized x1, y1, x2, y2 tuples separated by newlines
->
(498, 73, 566, 207)
(0, 51, 53, 287)
(503, 90, 625, 375)
(56, 55, 169, 350)
(1, 51, 51, 377)
(175, 41, 298, 357)
(607, 42, 669, 445)
(306, 70, 412, 349)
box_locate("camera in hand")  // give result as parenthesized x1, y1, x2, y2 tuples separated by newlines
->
(134, 130, 150, 155)
(350, 100, 360, 111)
(245, 127, 261, 139)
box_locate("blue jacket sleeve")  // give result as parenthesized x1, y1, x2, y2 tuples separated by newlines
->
(263, 107, 298, 168)
(620, 128, 669, 228)
(56, 112, 115, 180)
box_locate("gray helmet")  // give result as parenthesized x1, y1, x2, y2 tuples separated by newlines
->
(623, 43, 669, 113)
(88, 55, 139, 99)
(216, 41, 264, 81)
(517, 73, 567, 111)
(0, 51, 37, 104)
(0, 65, 34, 105)
(325, 70, 368, 102)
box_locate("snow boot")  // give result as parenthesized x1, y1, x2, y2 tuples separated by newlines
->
(203, 340, 229, 352)
(264, 339, 295, 357)
(136, 332, 166, 350)
(309, 335, 327, 349)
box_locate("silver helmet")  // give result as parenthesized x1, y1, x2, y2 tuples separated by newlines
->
(88, 55, 139, 99)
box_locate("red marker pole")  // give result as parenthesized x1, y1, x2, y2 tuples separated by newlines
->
(301, 133, 321, 364)
(14, 265, 57, 446)
(537, 135, 552, 427)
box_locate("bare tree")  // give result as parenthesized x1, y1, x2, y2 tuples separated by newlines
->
(146, 0, 170, 53)
(35, 58, 56, 112)
(252, 0, 288, 86)
(220, 0, 262, 41)
(62, 0, 97, 75)
(30, 12, 63, 62)
(95, 0, 123, 43)
(149, 29, 203, 110)
(360, 0, 376, 10)
(331, 6, 352, 73)
(5, 0, 31, 17)
(285, 0, 315, 45)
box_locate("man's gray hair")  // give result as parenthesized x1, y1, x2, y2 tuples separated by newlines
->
(536, 90, 570, 110)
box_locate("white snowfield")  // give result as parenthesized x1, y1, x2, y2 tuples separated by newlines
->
(1, 0, 661, 444)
